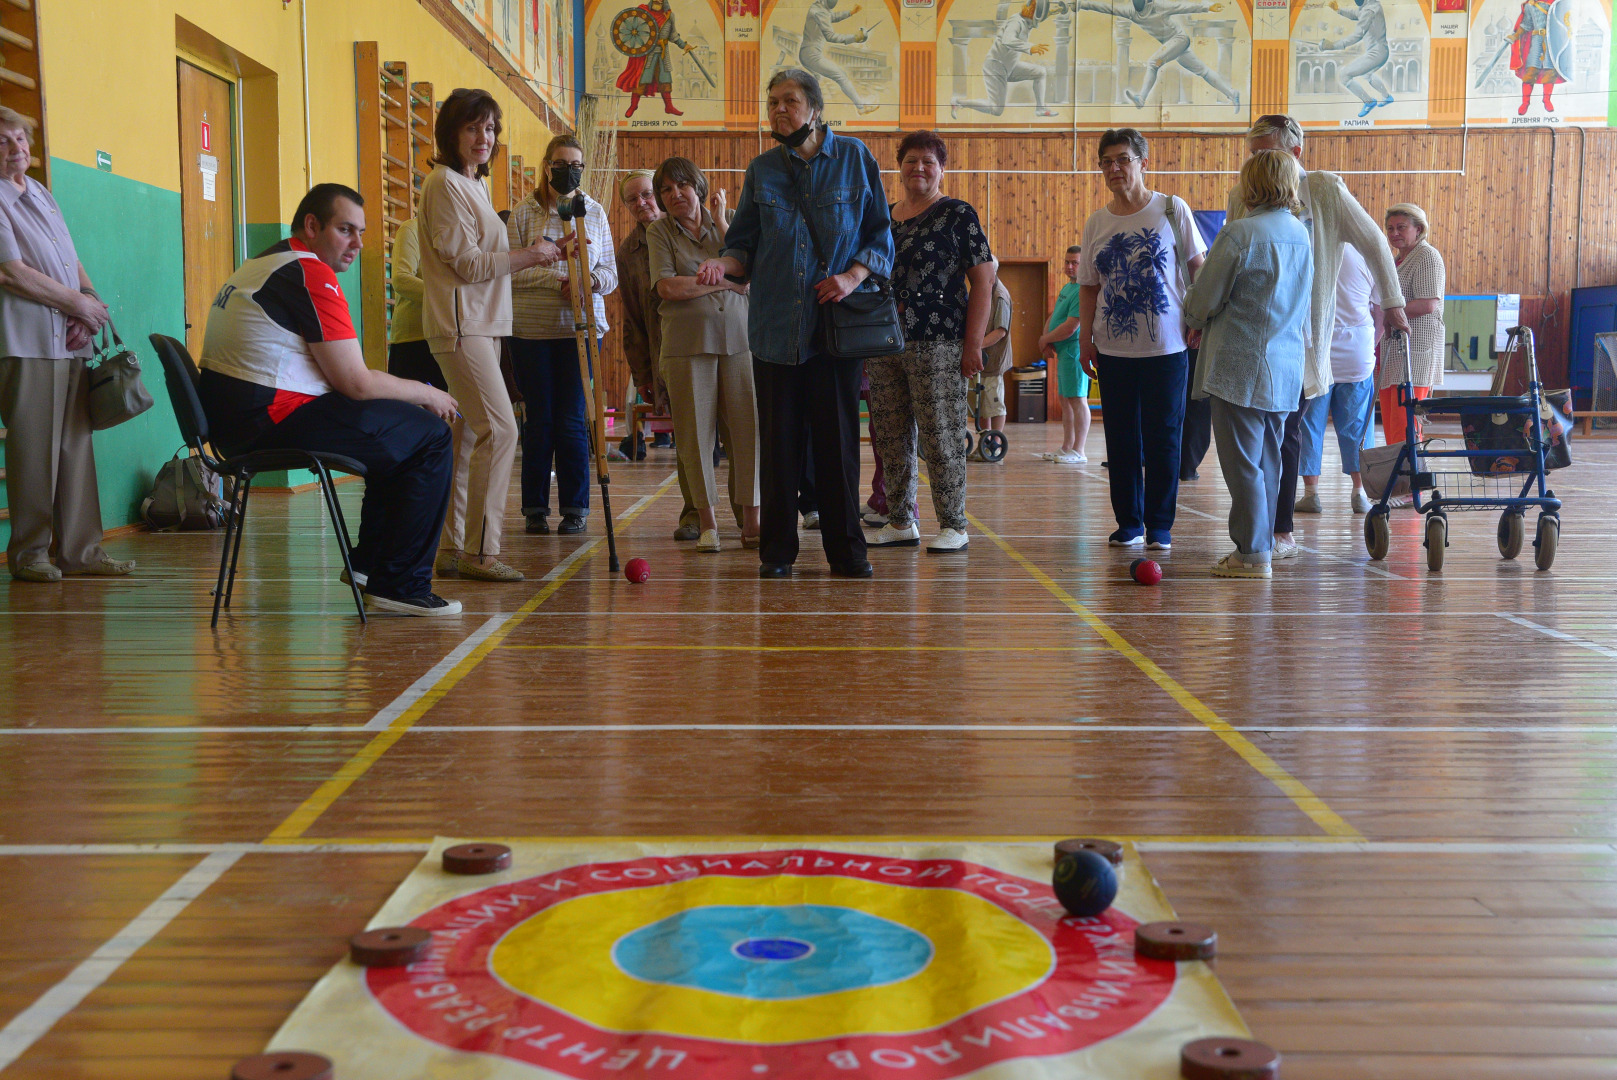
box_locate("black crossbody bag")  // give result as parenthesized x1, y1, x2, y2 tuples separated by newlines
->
(785, 162, 904, 361)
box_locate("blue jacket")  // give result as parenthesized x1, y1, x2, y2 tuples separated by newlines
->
(1183, 207, 1314, 413)
(721, 128, 894, 365)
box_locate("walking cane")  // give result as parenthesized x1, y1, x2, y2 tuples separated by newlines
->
(556, 189, 620, 572)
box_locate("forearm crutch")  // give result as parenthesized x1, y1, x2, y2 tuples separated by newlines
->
(557, 191, 619, 572)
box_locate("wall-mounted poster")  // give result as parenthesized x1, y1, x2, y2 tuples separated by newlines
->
(433, 0, 575, 122)
(1289, 0, 1430, 127)
(588, 0, 726, 127)
(1468, 0, 1609, 124)
(763, 0, 901, 125)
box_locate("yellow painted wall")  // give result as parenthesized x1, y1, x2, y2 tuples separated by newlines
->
(39, 0, 555, 212)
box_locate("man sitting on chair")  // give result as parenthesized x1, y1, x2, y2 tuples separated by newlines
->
(197, 183, 463, 617)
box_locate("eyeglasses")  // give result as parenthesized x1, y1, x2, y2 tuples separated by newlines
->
(1097, 155, 1138, 170)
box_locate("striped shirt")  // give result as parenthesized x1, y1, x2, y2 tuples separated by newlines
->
(506, 190, 618, 340)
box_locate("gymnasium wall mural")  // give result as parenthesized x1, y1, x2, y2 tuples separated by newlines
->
(579, 0, 1613, 129)
(442, 0, 577, 122)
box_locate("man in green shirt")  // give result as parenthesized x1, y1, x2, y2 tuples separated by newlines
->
(1036, 244, 1091, 463)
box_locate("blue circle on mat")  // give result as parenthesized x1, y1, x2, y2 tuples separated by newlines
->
(613, 905, 933, 999)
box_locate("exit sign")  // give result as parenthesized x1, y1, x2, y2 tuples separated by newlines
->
(95, 150, 111, 172)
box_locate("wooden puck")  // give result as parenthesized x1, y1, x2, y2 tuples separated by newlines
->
(443, 842, 512, 875)
(1136, 921, 1218, 962)
(1180, 1037, 1280, 1080)
(231, 1051, 334, 1080)
(349, 926, 432, 967)
(1054, 838, 1124, 866)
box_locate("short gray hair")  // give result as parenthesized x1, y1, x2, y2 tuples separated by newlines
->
(1097, 128, 1148, 161)
(619, 169, 654, 201)
(0, 106, 34, 135)
(767, 68, 824, 116)
(1248, 114, 1303, 151)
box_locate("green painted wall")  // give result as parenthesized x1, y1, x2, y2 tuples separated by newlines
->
(0, 158, 187, 553)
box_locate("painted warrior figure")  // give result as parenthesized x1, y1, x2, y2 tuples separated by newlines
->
(1510, 0, 1574, 114)
(1325, 0, 1394, 117)
(615, 0, 692, 117)
(800, 0, 881, 115)
(951, 0, 1058, 118)
(1080, 0, 1240, 110)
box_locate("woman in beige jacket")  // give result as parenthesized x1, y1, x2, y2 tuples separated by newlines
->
(418, 88, 563, 581)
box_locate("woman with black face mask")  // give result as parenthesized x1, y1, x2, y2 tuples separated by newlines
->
(696, 68, 895, 580)
(506, 135, 619, 537)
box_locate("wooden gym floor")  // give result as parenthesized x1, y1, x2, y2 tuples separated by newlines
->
(1, 420, 1615, 1079)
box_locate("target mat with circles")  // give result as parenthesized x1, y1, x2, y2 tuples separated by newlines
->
(270, 839, 1250, 1079)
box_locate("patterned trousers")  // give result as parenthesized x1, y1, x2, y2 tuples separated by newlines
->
(866, 340, 969, 532)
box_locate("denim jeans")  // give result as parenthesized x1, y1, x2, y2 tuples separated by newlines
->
(1095, 351, 1188, 535)
(1298, 377, 1376, 476)
(509, 336, 591, 519)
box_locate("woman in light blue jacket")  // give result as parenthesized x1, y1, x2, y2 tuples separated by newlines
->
(1184, 149, 1314, 579)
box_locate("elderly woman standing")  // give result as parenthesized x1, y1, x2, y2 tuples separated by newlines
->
(507, 134, 618, 538)
(1184, 149, 1315, 579)
(0, 108, 126, 582)
(867, 130, 994, 554)
(648, 156, 759, 552)
(1378, 202, 1444, 446)
(697, 68, 894, 579)
(1075, 128, 1206, 553)
(419, 88, 562, 582)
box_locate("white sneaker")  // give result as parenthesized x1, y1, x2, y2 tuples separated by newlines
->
(1294, 490, 1323, 514)
(1054, 451, 1087, 464)
(860, 506, 889, 527)
(1272, 539, 1301, 560)
(1036, 451, 1060, 460)
(871, 522, 921, 547)
(801, 511, 821, 530)
(1210, 552, 1272, 579)
(1351, 489, 1374, 514)
(926, 528, 969, 552)
(697, 529, 721, 552)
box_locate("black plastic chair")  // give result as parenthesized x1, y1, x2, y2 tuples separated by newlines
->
(148, 334, 368, 626)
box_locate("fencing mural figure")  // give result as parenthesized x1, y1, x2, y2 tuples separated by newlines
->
(1323, 0, 1395, 116)
(614, 0, 699, 116)
(1080, 0, 1241, 110)
(800, 0, 882, 114)
(950, 0, 1058, 118)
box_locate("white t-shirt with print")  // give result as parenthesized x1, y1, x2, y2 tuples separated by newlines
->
(1076, 192, 1207, 358)
(1329, 244, 1382, 384)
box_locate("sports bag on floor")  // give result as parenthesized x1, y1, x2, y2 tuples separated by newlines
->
(141, 449, 227, 531)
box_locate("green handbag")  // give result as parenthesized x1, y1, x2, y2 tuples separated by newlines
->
(86, 321, 155, 430)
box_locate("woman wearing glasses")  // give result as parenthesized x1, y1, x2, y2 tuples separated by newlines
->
(1074, 128, 1206, 552)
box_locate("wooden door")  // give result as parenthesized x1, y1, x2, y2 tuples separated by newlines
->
(178, 61, 236, 356)
(997, 261, 1051, 421)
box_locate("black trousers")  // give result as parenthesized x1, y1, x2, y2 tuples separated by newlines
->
(1179, 348, 1210, 478)
(1095, 351, 1187, 535)
(1273, 388, 1307, 535)
(387, 339, 447, 390)
(249, 395, 453, 601)
(754, 355, 865, 567)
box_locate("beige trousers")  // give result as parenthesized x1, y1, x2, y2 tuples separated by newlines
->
(662, 349, 759, 512)
(0, 356, 106, 574)
(434, 336, 518, 557)
(661, 352, 742, 529)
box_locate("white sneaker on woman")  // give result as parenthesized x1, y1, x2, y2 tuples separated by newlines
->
(1211, 552, 1272, 579)
(1054, 451, 1087, 464)
(697, 529, 721, 552)
(926, 528, 969, 553)
(1351, 489, 1374, 514)
(871, 522, 920, 547)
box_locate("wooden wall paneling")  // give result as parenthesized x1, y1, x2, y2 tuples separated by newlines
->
(0, 0, 45, 185)
(354, 43, 388, 370)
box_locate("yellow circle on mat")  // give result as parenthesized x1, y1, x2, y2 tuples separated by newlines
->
(490, 874, 1055, 1043)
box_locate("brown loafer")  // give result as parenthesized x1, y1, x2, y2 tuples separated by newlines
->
(454, 556, 525, 582)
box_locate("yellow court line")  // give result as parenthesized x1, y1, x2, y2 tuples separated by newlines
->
(263, 476, 677, 844)
(966, 512, 1365, 841)
(496, 644, 1099, 652)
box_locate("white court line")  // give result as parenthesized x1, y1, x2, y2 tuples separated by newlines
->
(7, 723, 1617, 736)
(357, 476, 675, 733)
(0, 849, 243, 1072)
(1496, 613, 1617, 661)
(3, 841, 1617, 856)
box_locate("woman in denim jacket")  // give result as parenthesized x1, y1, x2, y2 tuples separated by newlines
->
(1184, 149, 1315, 579)
(698, 68, 894, 580)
